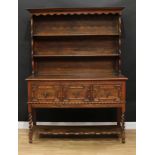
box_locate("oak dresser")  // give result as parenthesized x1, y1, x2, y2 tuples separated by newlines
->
(26, 7, 128, 143)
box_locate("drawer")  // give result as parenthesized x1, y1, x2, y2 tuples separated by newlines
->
(30, 84, 61, 102)
(63, 84, 90, 102)
(29, 81, 123, 104)
(93, 84, 121, 103)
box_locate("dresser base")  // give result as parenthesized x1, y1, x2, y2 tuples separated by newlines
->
(27, 78, 127, 144)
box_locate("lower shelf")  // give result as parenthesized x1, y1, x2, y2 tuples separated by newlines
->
(33, 125, 122, 136)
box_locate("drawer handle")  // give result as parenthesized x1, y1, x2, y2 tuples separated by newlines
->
(106, 92, 112, 98)
(43, 92, 48, 98)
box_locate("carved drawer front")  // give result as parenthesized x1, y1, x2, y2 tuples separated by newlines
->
(63, 84, 90, 102)
(93, 84, 121, 103)
(31, 85, 61, 102)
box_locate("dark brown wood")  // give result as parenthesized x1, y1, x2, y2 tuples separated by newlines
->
(36, 57, 118, 75)
(34, 125, 121, 136)
(121, 112, 125, 143)
(33, 15, 119, 36)
(26, 74, 127, 81)
(26, 7, 127, 143)
(27, 7, 124, 16)
(33, 36, 119, 56)
(28, 81, 124, 105)
(28, 112, 33, 143)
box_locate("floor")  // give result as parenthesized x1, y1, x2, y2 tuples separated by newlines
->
(18, 129, 136, 155)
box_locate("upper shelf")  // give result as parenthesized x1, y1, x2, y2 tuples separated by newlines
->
(32, 13, 120, 37)
(33, 33, 120, 38)
(33, 54, 120, 58)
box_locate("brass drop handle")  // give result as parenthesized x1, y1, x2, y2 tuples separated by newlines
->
(106, 92, 111, 98)
(43, 92, 48, 98)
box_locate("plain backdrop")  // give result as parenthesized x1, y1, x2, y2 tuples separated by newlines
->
(18, 0, 136, 122)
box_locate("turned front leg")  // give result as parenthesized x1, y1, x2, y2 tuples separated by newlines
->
(121, 112, 125, 143)
(28, 112, 33, 143)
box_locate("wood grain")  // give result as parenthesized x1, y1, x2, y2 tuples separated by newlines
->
(36, 57, 118, 75)
(27, 7, 124, 15)
(33, 15, 119, 36)
(34, 36, 119, 56)
(26, 7, 128, 143)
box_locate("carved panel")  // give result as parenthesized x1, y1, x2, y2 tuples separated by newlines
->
(63, 84, 90, 102)
(93, 84, 121, 103)
(30, 82, 123, 104)
(31, 84, 61, 102)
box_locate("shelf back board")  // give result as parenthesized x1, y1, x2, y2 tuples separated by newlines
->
(33, 14, 119, 36)
(35, 57, 118, 76)
(33, 36, 119, 56)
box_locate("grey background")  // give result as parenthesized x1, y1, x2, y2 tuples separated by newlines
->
(18, 0, 136, 122)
